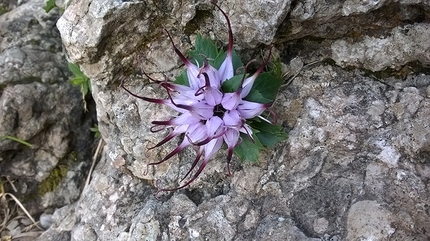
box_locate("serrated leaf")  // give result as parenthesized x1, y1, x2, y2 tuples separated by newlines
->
(233, 133, 264, 162)
(174, 69, 189, 86)
(43, 0, 57, 13)
(245, 72, 283, 104)
(189, 34, 219, 67)
(221, 74, 245, 93)
(248, 119, 288, 148)
(213, 51, 227, 70)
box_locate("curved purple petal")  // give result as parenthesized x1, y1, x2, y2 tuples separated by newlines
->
(240, 46, 273, 98)
(204, 87, 223, 106)
(223, 129, 240, 175)
(223, 110, 242, 128)
(148, 137, 191, 166)
(147, 124, 189, 150)
(237, 100, 270, 119)
(187, 64, 205, 90)
(213, 1, 234, 82)
(218, 54, 234, 83)
(200, 63, 222, 89)
(204, 137, 224, 161)
(151, 112, 201, 126)
(221, 92, 241, 110)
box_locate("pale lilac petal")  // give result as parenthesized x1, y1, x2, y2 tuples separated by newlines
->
(200, 64, 221, 88)
(188, 102, 214, 120)
(237, 100, 269, 119)
(240, 123, 254, 140)
(187, 64, 205, 90)
(221, 92, 241, 110)
(152, 112, 201, 126)
(186, 122, 208, 144)
(206, 116, 224, 137)
(223, 110, 242, 128)
(204, 87, 223, 106)
(218, 54, 234, 83)
(223, 128, 240, 149)
(163, 83, 203, 101)
(240, 73, 258, 98)
(240, 47, 273, 98)
(223, 128, 240, 175)
(204, 137, 224, 160)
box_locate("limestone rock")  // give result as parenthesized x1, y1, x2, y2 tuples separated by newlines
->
(39, 0, 430, 240)
(0, 0, 95, 223)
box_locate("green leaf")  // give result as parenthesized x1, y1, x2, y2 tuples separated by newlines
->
(231, 50, 244, 74)
(248, 119, 288, 148)
(0, 135, 32, 147)
(43, 0, 57, 13)
(189, 34, 220, 67)
(81, 81, 89, 96)
(68, 63, 85, 78)
(174, 69, 189, 86)
(233, 133, 264, 162)
(245, 72, 283, 104)
(221, 74, 245, 93)
(90, 124, 101, 138)
(69, 76, 86, 86)
(269, 56, 283, 78)
(213, 51, 227, 70)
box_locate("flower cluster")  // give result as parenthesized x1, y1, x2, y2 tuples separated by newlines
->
(121, 3, 287, 191)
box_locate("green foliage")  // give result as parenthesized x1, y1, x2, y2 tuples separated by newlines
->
(245, 73, 283, 104)
(188, 34, 219, 67)
(174, 69, 189, 86)
(221, 74, 245, 93)
(233, 133, 264, 162)
(248, 119, 288, 148)
(68, 62, 91, 111)
(175, 34, 243, 86)
(44, 0, 72, 13)
(268, 54, 283, 78)
(90, 124, 101, 138)
(0, 135, 32, 147)
(43, 0, 56, 13)
(233, 119, 288, 162)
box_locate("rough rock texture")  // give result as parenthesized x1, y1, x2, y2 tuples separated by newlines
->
(41, 0, 430, 240)
(0, 0, 95, 232)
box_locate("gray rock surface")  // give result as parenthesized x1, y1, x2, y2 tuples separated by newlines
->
(0, 0, 95, 232)
(39, 0, 430, 240)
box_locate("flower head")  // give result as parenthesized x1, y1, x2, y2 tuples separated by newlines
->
(121, 2, 286, 192)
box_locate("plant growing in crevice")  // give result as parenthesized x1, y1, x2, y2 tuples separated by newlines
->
(121, 2, 287, 192)
(68, 62, 91, 111)
(0, 135, 32, 147)
(90, 124, 101, 138)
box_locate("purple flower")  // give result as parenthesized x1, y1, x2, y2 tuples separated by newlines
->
(121, 2, 273, 191)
